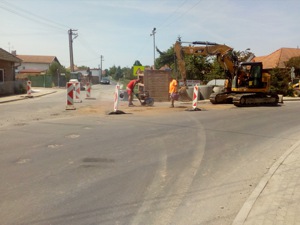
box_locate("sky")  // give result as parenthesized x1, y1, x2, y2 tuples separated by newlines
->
(1, 0, 300, 70)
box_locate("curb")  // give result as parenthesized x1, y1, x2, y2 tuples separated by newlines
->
(232, 139, 300, 225)
(0, 91, 57, 104)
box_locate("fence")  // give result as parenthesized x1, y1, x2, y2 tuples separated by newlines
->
(28, 75, 53, 87)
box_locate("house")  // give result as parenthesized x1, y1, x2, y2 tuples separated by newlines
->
(0, 48, 23, 95)
(16, 54, 61, 76)
(253, 48, 300, 70)
(15, 54, 62, 87)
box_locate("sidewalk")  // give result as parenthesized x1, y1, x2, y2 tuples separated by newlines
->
(1, 89, 300, 225)
(0, 87, 59, 104)
(233, 140, 300, 225)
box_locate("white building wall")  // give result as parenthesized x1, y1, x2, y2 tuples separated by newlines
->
(18, 62, 50, 71)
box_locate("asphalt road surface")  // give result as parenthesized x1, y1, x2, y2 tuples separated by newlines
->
(0, 85, 299, 225)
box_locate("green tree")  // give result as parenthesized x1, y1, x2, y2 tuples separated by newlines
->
(122, 67, 133, 80)
(107, 65, 134, 84)
(204, 57, 225, 83)
(184, 55, 212, 81)
(155, 46, 175, 69)
(47, 61, 61, 76)
(285, 56, 300, 78)
(77, 65, 89, 70)
(133, 60, 142, 66)
(101, 69, 109, 78)
(112, 66, 122, 81)
(155, 44, 229, 82)
(270, 67, 290, 95)
(108, 65, 117, 78)
(47, 61, 67, 86)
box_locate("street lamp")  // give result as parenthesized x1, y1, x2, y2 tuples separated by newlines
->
(150, 27, 156, 69)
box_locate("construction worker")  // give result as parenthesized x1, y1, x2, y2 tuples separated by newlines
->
(126, 78, 141, 106)
(169, 77, 178, 108)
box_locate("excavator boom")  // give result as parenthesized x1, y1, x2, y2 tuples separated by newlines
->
(174, 41, 237, 92)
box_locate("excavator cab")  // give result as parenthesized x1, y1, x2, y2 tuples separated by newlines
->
(235, 62, 266, 90)
(247, 62, 263, 88)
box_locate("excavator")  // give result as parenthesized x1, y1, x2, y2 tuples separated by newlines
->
(174, 41, 279, 106)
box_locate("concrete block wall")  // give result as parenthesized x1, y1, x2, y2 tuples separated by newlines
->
(141, 70, 171, 102)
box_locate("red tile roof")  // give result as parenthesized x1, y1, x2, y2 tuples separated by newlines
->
(253, 48, 300, 69)
(18, 69, 46, 74)
(17, 55, 59, 64)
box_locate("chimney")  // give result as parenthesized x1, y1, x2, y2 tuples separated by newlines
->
(11, 50, 16, 56)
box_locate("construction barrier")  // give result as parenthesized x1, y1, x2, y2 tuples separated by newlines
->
(74, 82, 82, 103)
(27, 80, 32, 97)
(66, 82, 76, 110)
(108, 83, 126, 115)
(86, 82, 91, 98)
(85, 82, 96, 100)
(114, 83, 120, 112)
(192, 84, 199, 109)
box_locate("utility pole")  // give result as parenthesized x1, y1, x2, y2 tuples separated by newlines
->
(99, 55, 104, 81)
(57, 68, 59, 87)
(150, 27, 156, 69)
(68, 29, 78, 72)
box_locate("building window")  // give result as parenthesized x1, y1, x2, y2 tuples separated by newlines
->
(0, 69, 4, 83)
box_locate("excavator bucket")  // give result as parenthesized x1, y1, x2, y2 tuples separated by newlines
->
(174, 42, 192, 102)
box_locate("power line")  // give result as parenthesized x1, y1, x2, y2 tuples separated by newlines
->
(0, 0, 68, 31)
(77, 58, 99, 63)
(159, 0, 202, 29)
(134, 0, 201, 66)
(0, 1, 100, 67)
(76, 34, 99, 57)
(157, 0, 189, 29)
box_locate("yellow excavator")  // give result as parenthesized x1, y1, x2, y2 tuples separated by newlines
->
(174, 41, 279, 106)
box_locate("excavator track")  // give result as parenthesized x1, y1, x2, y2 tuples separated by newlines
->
(209, 92, 233, 104)
(232, 93, 279, 107)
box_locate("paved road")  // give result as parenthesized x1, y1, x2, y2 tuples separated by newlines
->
(0, 86, 300, 225)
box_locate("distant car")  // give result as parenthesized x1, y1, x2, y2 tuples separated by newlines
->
(100, 77, 110, 85)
